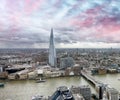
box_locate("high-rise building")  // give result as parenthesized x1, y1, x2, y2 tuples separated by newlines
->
(49, 28, 56, 67)
(50, 86, 74, 100)
(71, 85, 91, 100)
(60, 57, 75, 69)
(107, 87, 119, 100)
(0, 66, 3, 72)
(98, 85, 104, 100)
(79, 85, 91, 100)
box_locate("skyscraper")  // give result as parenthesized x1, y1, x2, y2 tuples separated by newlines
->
(107, 87, 119, 100)
(79, 85, 91, 100)
(49, 28, 56, 67)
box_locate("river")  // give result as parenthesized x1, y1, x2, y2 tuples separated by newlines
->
(0, 74, 120, 100)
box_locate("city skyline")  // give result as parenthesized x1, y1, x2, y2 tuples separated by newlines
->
(0, 0, 120, 48)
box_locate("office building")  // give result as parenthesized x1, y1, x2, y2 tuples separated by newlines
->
(48, 29, 56, 67)
(107, 87, 119, 100)
(79, 85, 91, 100)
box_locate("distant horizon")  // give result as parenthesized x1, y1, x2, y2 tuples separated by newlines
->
(0, 47, 119, 49)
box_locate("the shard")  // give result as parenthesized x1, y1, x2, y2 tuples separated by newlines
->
(49, 28, 56, 67)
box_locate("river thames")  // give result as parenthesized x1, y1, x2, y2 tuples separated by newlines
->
(0, 74, 120, 100)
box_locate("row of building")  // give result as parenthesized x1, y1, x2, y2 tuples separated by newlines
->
(91, 67, 120, 75)
(34, 85, 116, 100)
(6, 64, 81, 80)
(47, 85, 91, 100)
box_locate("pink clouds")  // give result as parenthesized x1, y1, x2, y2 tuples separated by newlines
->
(4, 0, 43, 27)
(70, 17, 95, 28)
(89, 23, 120, 43)
(6, 0, 43, 14)
(2, 0, 44, 37)
(25, 0, 43, 14)
(0, 0, 120, 48)
(70, 12, 120, 43)
(69, 5, 102, 28)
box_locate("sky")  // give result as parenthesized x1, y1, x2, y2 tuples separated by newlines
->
(0, 0, 120, 48)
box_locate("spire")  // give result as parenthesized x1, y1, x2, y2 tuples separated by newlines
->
(50, 28, 54, 43)
(51, 28, 53, 34)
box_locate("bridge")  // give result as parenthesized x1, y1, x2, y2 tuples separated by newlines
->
(81, 70, 119, 100)
(81, 70, 102, 86)
(81, 70, 107, 89)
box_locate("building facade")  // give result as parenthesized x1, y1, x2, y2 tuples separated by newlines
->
(107, 87, 119, 100)
(79, 85, 91, 100)
(48, 29, 56, 67)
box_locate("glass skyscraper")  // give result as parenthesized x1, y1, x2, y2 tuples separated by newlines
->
(49, 28, 56, 67)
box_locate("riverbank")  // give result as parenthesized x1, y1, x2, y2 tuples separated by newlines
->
(0, 74, 120, 100)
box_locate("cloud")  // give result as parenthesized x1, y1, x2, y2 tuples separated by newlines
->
(0, 0, 120, 48)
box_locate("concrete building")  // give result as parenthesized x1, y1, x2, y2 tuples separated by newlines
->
(0, 66, 3, 72)
(73, 94, 85, 100)
(35, 65, 65, 78)
(98, 68, 107, 75)
(8, 69, 29, 80)
(71, 85, 91, 100)
(36, 69, 44, 77)
(43, 69, 64, 78)
(8, 73, 16, 80)
(48, 29, 56, 67)
(79, 85, 91, 100)
(50, 86, 74, 100)
(60, 57, 75, 69)
(8, 57, 32, 64)
(28, 71, 37, 79)
(107, 68, 117, 73)
(71, 86, 81, 94)
(107, 87, 119, 100)
(65, 65, 81, 76)
(0, 65, 8, 79)
(0, 72, 8, 79)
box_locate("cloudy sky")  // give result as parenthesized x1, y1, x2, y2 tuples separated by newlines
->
(0, 0, 120, 48)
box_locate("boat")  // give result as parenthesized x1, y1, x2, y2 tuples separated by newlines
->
(36, 78, 46, 83)
(0, 83, 4, 87)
